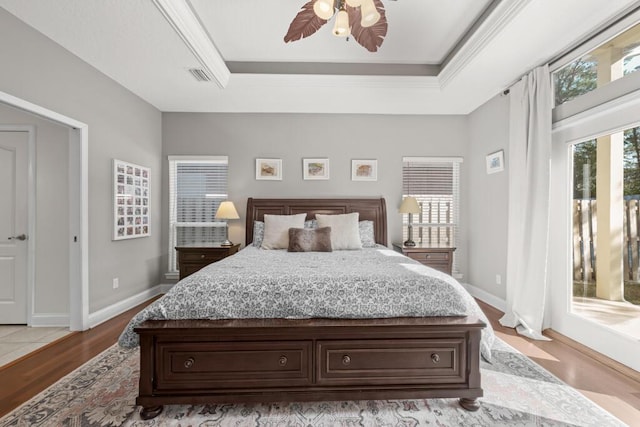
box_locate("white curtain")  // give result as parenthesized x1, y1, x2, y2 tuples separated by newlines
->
(499, 65, 552, 340)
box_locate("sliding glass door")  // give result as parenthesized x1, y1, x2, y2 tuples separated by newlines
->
(570, 128, 640, 339)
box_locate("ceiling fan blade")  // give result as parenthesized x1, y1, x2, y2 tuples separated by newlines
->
(284, 0, 329, 43)
(347, 0, 387, 52)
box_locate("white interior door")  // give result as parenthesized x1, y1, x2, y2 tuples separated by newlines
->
(0, 131, 28, 324)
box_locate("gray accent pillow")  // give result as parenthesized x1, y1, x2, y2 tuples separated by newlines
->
(288, 227, 333, 252)
(252, 220, 265, 247)
(253, 219, 317, 247)
(359, 220, 376, 247)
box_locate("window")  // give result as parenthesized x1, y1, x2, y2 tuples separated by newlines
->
(571, 126, 640, 308)
(168, 156, 229, 272)
(553, 21, 640, 106)
(402, 157, 462, 273)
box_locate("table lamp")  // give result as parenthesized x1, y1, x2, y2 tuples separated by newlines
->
(215, 201, 240, 246)
(399, 196, 420, 247)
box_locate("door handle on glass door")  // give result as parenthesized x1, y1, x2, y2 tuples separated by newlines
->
(8, 234, 27, 241)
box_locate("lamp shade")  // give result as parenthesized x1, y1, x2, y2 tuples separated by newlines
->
(333, 8, 350, 37)
(360, 0, 380, 27)
(215, 201, 239, 220)
(313, 0, 335, 20)
(398, 197, 420, 214)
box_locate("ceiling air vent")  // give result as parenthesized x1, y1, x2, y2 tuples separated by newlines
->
(188, 68, 212, 82)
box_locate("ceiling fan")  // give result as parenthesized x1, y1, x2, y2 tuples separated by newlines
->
(284, 0, 388, 52)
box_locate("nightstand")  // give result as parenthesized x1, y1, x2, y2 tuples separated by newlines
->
(392, 243, 455, 275)
(175, 243, 240, 280)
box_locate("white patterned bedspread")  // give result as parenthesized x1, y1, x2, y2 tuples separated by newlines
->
(118, 246, 494, 360)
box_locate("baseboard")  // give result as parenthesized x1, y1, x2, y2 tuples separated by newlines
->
(544, 328, 640, 383)
(461, 283, 506, 312)
(30, 313, 70, 327)
(88, 284, 172, 329)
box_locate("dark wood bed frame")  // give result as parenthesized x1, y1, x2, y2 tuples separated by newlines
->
(135, 198, 484, 419)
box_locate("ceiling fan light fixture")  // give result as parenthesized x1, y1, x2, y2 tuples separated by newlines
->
(313, 0, 335, 20)
(333, 7, 350, 37)
(360, 0, 381, 27)
(345, 0, 364, 6)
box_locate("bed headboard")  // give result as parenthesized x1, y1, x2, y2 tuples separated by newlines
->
(246, 198, 387, 246)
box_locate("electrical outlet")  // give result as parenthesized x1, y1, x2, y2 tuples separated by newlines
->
(496, 274, 501, 285)
(113, 278, 119, 289)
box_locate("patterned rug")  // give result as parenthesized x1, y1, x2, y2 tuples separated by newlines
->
(0, 338, 625, 427)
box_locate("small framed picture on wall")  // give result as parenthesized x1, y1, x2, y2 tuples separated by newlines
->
(303, 158, 330, 180)
(486, 150, 505, 174)
(351, 159, 378, 181)
(256, 158, 283, 180)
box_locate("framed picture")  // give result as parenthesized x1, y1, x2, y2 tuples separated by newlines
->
(256, 158, 282, 180)
(113, 159, 150, 240)
(303, 158, 330, 180)
(486, 150, 505, 174)
(351, 159, 378, 181)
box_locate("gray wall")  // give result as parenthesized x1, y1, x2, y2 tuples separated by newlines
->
(0, 104, 69, 315)
(467, 93, 510, 299)
(162, 113, 471, 277)
(0, 8, 163, 314)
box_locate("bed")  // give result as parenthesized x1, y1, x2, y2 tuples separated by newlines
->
(124, 198, 489, 420)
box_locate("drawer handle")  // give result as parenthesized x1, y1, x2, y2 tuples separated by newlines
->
(279, 356, 288, 367)
(425, 254, 430, 258)
(431, 353, 440, 364)
(184, 357, 195, 369)
(200, 254, 206, 259)
(342, 355, 351, 366)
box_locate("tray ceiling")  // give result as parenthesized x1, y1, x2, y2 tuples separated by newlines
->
(1, 0, 638, 114)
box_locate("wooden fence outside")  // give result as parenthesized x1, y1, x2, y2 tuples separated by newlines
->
(573, 199, 640, 283)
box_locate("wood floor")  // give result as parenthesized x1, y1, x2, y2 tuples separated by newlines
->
(1, 298, 639, 426)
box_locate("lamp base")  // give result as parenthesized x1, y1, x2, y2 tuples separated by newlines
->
(403, 239, 416, 247)
(221, 239, 234, 246)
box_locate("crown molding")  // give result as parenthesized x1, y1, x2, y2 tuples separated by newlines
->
(152, 0, 230, 88)
(231, 73, 441, 90)
(438, 0, 533, 89)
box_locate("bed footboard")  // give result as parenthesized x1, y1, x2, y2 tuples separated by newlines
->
(134, 316, 484, 419)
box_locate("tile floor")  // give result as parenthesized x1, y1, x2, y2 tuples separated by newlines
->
(0, 326, 71, 368)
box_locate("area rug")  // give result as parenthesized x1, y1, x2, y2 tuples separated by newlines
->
(0, 338, 625, 427)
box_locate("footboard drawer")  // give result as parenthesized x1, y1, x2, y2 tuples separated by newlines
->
(157, 341, 313, 390)
(317, 339, 465, 385)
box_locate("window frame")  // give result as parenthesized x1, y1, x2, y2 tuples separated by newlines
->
(402, 156, 463, 274)
(168, 155, 229, 273)
(551, 12, 640, 117)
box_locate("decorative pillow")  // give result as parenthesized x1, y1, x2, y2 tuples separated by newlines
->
(253, 219, 317, 247)
(252, 220, 265, 247)
(315, 212, 362, 250)
(287, 227, 333, 252)
(359, 220, 376, 247)
(261, 213, 307, 249)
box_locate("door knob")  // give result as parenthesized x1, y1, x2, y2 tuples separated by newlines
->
(8, 234, 28, 241)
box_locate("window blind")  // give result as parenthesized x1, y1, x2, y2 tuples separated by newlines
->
(402, 157, 462, 274)
(168, 156, 229, 272)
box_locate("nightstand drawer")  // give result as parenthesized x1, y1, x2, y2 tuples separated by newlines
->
(176, 244, 240, 280)
(406, 251, 450, 263)
(392, 244, 455, 276)
(179, 252, 227, 263)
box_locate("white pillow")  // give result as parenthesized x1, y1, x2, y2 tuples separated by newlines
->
(261, 213, 307, 249)
(316, 212, 362, 250)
